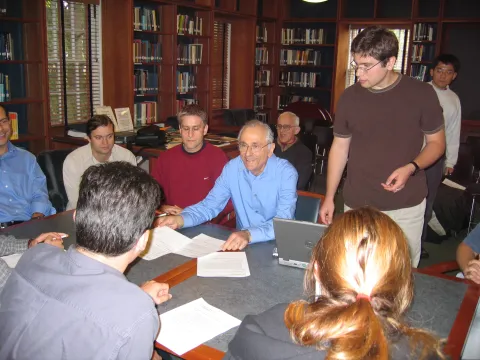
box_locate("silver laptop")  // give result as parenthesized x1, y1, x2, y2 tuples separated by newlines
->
(273, 218, 327, 269)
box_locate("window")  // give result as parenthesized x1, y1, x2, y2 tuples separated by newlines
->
(212, 20, 231, 110)
(46, 0, 101, 126)
(345, 26, 410, 88)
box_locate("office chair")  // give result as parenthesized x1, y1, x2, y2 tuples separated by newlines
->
(313, 125, 334, 175)
(295, 190, 324, 223)
(37, 149, 73, 213)
(465, 136, 480, 232)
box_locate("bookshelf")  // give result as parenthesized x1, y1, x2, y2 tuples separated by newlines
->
(0, 0, 48, 154)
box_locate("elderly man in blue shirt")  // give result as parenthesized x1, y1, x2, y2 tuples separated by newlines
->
(156, 119, 298, 251)
(0, 105, 55, 228)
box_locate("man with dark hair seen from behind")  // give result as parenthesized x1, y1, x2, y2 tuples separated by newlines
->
(421, 54, 461, 258)
(274, 111, 313, 190)
(152, 104, 230, 216)
(63, 114, 137, 210)
(0, 104, 55, 227)
(319, 26, 445, 267)
(0, 162, 171, 360)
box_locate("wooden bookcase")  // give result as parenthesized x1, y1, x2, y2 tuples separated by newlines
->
(0, 0, 48, 154)
(99, 0, 480, 132)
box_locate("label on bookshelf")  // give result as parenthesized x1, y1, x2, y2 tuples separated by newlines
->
(134, 69, 159, 95)
(413, 23, 436, 42)
(281, 28, 327, 45)
(279, 71, 322, 88)
(177, 44, 203, 65)
(133, 40, 162, 63)
(280, 49, 322, 66)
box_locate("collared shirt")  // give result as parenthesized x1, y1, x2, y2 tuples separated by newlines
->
(0, 234, 29, 292)
(63, 144, 137, 210)
(0, 244, 160, 360)
(0, 142, 55, 222)
(182, 155, 298, 242)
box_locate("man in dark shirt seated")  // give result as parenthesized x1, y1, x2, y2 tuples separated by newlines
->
(0, 162, 171, 360)
(273, 111, 313, 190)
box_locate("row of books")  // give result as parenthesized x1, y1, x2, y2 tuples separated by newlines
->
(281, 28, 327, 45)
(0, 32, 14, 60)
(177, 15, 203, 36)
(279, 72, 323, 88)
(255, 70, 271, 87)
(176, 71, 196, 93)
(133, 40, 162, 63)
(0, 72, 10, 102)
(176, 98, 197, 113)
(134, 101, 157, 127)
(133, 7, 160, 31)
(280, 49, 323, 66)
(255, 47, 269, 65)
(256, 24, 268, 43)
(134, 69, 158, 95)
(254, 93, 266, 110)
(410, 64, 429, 82)
(413, 23, 436, 42)
(278, 95, 317, 110)
(177, 43, 203, 64)
(411, 44, 435, 62)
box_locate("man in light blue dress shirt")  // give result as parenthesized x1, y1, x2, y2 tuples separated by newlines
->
(157, 120, 298, 251)
(0, 105, 55, 227)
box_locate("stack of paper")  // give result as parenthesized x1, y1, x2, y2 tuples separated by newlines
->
(0, 253, 22, 268)
(442, 178, 466, 191)
(156, 298, 241, 355)
(197, 252, 250, 277)
(140, 227, 225, 260)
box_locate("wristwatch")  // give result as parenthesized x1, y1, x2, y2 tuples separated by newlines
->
(409, 161, 420, 176)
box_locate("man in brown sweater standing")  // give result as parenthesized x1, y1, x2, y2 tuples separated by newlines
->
(320, 26, 445, 267)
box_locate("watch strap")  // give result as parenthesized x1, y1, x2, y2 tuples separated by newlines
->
(409, 161, 420, 176)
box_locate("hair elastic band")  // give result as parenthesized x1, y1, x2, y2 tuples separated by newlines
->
(356, 293, 371, 302)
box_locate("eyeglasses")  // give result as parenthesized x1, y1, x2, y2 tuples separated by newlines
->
(276, 124, 296, 131)
(351, 59, 383, 74)
(238, 142, 270, 154)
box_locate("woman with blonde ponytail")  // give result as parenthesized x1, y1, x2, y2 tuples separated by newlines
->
(224, 207, 445, 360)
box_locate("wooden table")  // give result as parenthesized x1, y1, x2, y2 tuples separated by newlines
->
(3, 212, 479, 360)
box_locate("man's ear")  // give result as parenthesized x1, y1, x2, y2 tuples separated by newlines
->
(87, 136, 91, 143)
(386, 56, 397, 71)
(135, 230, 150, 253)
(203, 124, 208, 136)
(294, 126, 301, 135)
(268, 142, 275, 157)
(430, 68, 434, 78)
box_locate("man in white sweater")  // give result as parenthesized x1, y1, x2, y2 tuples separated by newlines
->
(63, 115, 137, 210)
(421, 54, 462, 257)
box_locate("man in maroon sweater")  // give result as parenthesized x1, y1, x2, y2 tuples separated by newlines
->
(152, 105, 229, 215)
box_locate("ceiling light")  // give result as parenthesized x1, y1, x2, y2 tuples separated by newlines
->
(302, 0, 328, 3)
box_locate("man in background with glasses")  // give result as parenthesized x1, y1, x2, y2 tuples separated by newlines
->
(319, 26, 445, 267)
(273, 112, 313, 190)
(156, 120, 298, 251)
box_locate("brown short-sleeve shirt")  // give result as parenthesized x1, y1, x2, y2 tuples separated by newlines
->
(334, 74, 444, 211)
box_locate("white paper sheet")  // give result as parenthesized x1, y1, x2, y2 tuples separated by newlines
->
(140, 229, 224, 260)
(0, 253, 22, 268)
(156, 298, 241, 355)
(442, 178, 466, 191)
(197, 252, 250, 277)
(140, 227, 191, 260)
(175, 234, 225, 258)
